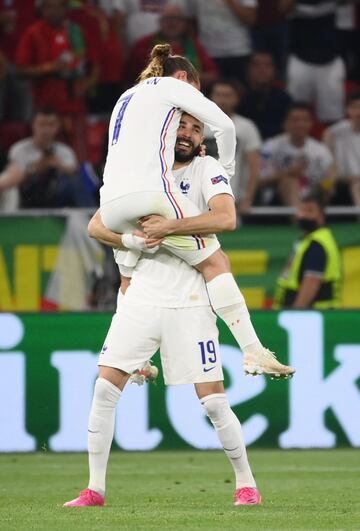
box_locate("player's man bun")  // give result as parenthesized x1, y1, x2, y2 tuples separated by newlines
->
(151, 43, 172, 62)
(138, 43, 200, 86)
(138, 44, 173, 81)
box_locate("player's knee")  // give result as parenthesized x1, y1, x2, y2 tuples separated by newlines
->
(93, 377, 121, 407)
(201, 393, 230, 423)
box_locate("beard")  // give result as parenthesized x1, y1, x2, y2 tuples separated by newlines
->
(174, 141, 201, 163)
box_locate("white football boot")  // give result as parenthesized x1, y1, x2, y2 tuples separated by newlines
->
(243, 348, 295, 379)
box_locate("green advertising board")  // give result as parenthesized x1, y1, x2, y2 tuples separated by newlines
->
(1, 311, 359, 452)
(0, 216, 360, 311)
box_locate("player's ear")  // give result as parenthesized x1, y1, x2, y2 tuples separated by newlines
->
(173, 70, 188, 82)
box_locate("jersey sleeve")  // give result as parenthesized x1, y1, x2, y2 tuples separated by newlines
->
(200, 156, 234, 205)
(301, 241, 326, 277)
(161, 78, 236, 177)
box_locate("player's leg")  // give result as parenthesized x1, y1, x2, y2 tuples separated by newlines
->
(195, 250, 295, 378)
(64, 304, 161, 507)
(195, 381, 261, 506)
(85, 366, 129, 502)
(63, 365, 128, 507)
(160, 307, 260, 506)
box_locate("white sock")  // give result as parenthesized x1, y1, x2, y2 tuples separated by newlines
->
(201, 393, 256, 489)
(206, 273, 263, 353)
(88, 377, 121, 495)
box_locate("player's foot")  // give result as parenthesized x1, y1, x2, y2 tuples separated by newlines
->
(129, 360, 159, 386)
(234, 487, 261, 506)
(63, 488, 105, 507)
(243, 348, 295, 379)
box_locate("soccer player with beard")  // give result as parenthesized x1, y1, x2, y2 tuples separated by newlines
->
(99, 44, 295, 382)
(63, 113, 293, 508)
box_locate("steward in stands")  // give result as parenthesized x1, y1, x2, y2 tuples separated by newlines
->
(274, 191, 341, 309)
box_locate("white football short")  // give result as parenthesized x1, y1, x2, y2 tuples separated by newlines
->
(101, 191, 220, 266)
(287, 55, 345, 123)
(98, 301, 224, 385)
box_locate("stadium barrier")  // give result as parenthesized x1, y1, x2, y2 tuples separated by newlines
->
(0, 310, 359, 452)
(1, 210, 360, 310)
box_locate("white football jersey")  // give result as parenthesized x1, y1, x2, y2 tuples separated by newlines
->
(100, 77, 235, 205)
(174, 155, 234, 211)
(123, 155, 233, 308)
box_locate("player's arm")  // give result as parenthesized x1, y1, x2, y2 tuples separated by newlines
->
(88, 209, 162, 249)
(164, 79, 236, 176)
(141, 193, 236, 237)
(88, 209, 123, 247)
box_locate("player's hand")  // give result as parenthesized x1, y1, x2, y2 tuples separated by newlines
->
(132, 228, 163, 249)
(140, 215, 174, 239)
(122, 233, 153, 252)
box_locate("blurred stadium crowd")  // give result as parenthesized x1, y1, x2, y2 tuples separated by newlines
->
(0, 0, 360, 214)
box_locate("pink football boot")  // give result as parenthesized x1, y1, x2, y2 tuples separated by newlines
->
(234, 487, 262, 506)
(63, 488, 105, 507)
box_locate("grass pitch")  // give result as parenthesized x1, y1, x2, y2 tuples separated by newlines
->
(1, 450, 359, 530)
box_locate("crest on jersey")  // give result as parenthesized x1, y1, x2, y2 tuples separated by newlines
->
(211, 175, 228, 185)
(180, 180, 190, 194)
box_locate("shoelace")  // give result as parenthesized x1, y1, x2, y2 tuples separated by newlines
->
(264, 349, 278, 360)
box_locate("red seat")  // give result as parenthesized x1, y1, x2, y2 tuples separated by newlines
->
(0, 122, 29, 152)
(86, 119, 108, 165)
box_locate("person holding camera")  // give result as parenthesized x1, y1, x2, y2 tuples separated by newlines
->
(0, 106, 94, 209)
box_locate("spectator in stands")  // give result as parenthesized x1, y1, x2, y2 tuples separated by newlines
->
(323, 90, 360, 207)
(0, 0, 36, 121)
(178, 0, 257, 82)
(205, 79, 261, 215)
(283, 0, 345, 123)
(251, 0, 289, 78)
(259, 103, 335, 207)
(239, 52, 292, 139)
(68, 0, 124, 114)
(273, 190, 341, 309)
(0, 107, 95, 208)
(108, 0, 169, 47)
(15, 0, 99, 159)
(124, 3, 218, 90)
